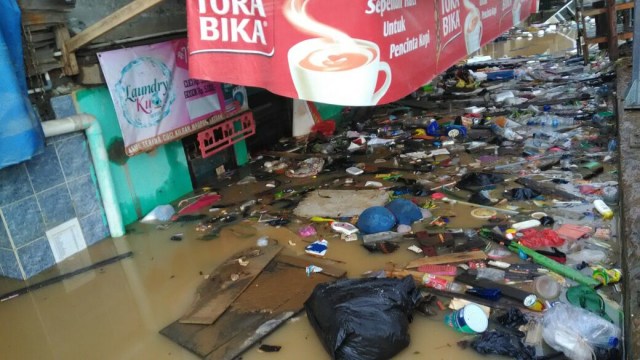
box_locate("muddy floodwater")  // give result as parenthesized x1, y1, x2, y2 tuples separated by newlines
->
(0, 28, 581, 360)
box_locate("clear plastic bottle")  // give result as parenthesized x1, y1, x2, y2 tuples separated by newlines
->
(422, 273, 466, 293)
(490, 124, 522, 141)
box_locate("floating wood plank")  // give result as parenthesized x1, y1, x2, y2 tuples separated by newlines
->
(406, 250, 487, 269)
(161, 258, 340, 360)
(66, 0, 165, 52)
(275, 254, 346, 278)
(179, 245, 282, 325)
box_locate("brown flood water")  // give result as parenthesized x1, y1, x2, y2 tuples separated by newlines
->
(0, 30, 578, 360)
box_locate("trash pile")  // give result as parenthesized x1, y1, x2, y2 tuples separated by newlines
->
(162, 52, 622, 360)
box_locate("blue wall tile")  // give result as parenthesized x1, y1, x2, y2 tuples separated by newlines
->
(25, 144, 65, 193)
(37, 185, 75, 228)
(0, 164, 33, 207)
(17, 238, 56, 279)
(79, 212, 109, 246)
(0, 248, 23, 279)
(51, 95, 76, 118)
(48, 95, 80, 143)
(68, 175, 102, 218)
(2, 196, 45, 248)
(56, 135, 91, 180)
(0, 218, 10, 250)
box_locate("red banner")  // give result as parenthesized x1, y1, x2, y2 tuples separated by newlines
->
(188, 0, 538, 106)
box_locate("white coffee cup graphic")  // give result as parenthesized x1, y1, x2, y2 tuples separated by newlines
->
(288, 38, 392, 106)
(513, 0, 522, 26)
(464, 11, 482, 55)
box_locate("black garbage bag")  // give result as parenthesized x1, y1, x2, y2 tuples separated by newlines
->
(495, 308, 529, 329)
(468, 192, 494, 205)
(304, 276, 421, 360)
(509, 188, 541, 200)
(457, 173, 504, 192)
(470, 330, 536, 360)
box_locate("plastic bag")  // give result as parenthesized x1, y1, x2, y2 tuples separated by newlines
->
(469, 191, 493, 205)
(542, 303, 621, 360)
(470, 330, 536, 360)
(457, 173, 504, 192)
(509, 188, 541, 200)
(566, 249, 607, 265)
(519, 228, 564, 249)
(305, 276, 421, 360)
(141, 205, 175, 223)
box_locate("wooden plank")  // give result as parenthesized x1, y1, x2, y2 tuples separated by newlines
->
(54, 25, 79, 76)
(66, 0, 165, 52)
(22, 11, 66, 25)
(161, 259, 336, 359)
(179, 245, 282, 325)
(275, 254, 346, 278)
(406, 250, 487, 269)
(19, 0, 75, 11)
(607, 0, 618, 60)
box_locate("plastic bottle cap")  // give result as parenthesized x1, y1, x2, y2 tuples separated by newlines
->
(431, 192, 446, 200)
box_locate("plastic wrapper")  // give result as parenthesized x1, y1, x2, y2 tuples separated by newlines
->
(305, 276, 420, 360)
(476, 267, 505, 281)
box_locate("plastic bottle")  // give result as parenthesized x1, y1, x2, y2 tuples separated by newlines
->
(552, 117, 575, 127)
(593, 199, 614, 220)
(422, 273, 466, 293)
(427, 119, 440, 136)
(490, 124, 522, 141)
(541, 105, 551, 127)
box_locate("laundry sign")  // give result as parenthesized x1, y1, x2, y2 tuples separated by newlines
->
(98, 39, 229, 156)
(187, 0, 538, 107)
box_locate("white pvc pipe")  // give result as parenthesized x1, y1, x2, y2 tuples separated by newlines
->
(42, 114, 125, 238)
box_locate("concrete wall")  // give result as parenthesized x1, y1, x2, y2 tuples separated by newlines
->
(67, 0, 186, 44)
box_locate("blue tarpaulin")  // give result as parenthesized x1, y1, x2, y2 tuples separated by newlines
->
(0, 0, 44, 169)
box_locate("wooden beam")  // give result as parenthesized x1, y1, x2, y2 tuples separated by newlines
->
(66, 0, 165, 52)
(55, 25, 79, 76)
(607, 0, 619, 60)
(22, 11, 66, 26)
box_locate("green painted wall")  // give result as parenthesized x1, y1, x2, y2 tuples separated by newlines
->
(73, 86, 193, 225)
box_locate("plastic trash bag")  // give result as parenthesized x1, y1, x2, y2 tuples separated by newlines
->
(469, 191, 493, 205)
(470, 330, 536, 360)
(509, 188, 541, 200)
(456, 173, 504, 192)
(141, 205, 175, 223)
(305, 276, 420, 360)
(542, 303, 621, 360)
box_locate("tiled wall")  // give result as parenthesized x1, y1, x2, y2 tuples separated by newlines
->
(0, 96, 109, 279)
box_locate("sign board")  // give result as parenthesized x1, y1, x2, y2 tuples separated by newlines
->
(187, 0, 539, 107)
(99, 39, 247, 156)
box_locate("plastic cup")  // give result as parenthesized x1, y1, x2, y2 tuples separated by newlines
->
(533, 275, 561, 300)
(444, 303, 488, 334)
